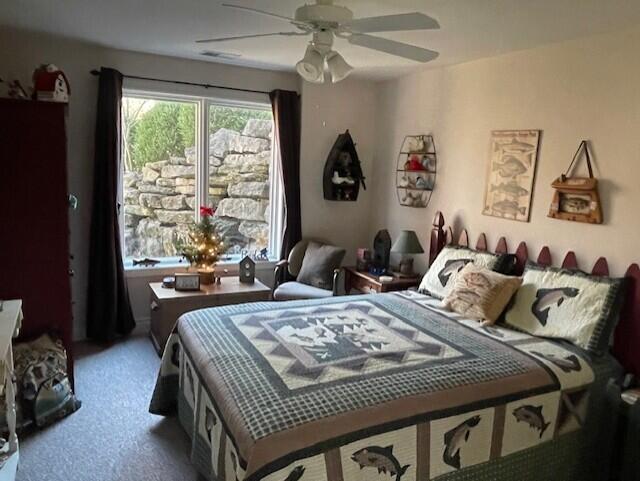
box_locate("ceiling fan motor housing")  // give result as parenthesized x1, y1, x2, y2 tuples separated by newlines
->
(199, 2, 441, 83)
(295, 4, 353, 29)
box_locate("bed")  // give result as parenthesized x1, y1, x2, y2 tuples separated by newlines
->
(149, 212, 639, 481)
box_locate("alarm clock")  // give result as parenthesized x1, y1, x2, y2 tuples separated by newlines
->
(174, 273, 200, 291)
(239, 255, 255, 284)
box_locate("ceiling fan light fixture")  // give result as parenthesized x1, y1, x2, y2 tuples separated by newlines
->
(326, 51, 353, 83)
(296, 45, 325, 83)
(210, 3, 441, 82)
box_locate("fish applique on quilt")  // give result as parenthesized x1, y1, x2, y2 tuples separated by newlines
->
(351, 445, 410, 481)
(513, 405, 550, 439)
(442, 416, 482, 469)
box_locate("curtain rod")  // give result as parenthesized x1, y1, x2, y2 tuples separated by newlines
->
(89, 69, 272, 96)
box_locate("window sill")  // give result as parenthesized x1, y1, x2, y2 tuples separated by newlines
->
(124, 258, 278, 279)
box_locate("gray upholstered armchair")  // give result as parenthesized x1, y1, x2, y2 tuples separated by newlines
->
(272, 239, 346, 301)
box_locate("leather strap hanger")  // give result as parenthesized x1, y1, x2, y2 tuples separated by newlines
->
(563, 140, 593, 181)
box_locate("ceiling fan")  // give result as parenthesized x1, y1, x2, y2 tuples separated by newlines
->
(196, 0, 440, 83)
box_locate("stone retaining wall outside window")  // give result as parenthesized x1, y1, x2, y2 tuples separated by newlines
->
(123, 118, 273, 259)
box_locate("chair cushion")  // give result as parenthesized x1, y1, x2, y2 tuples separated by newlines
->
(273, 281, 335, 301)
(296, 241, 345, 290)
(287, 240, 310, 277)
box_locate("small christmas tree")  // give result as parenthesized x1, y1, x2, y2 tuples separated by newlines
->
(179, 206, 225, 269)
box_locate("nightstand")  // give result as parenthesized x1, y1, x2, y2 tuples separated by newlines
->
(344, 266, 421, 294)
(609, 379, 640, 481)
(615, 391, 640, 480)
(149, 278, 270, 355)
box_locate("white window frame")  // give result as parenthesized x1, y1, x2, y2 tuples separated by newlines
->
(120, 89, 283, 269)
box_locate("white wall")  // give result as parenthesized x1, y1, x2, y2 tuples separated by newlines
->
(11, 21, 634, 339)
(0, 27, 298, 339)
(299, 77, 378, 265)
(0, 27, 379, 338)
(372, 26, 640, 276)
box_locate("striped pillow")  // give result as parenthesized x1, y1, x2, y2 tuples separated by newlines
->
(442, 264, 522, 324)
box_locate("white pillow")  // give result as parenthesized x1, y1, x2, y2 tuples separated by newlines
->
(419, 246, 509, 299)
(504, 263, 625, 354)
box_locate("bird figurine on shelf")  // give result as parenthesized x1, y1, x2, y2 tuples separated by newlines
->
(415, 176, 428, 190)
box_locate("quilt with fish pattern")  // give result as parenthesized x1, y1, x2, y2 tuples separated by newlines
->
(149, 291, 615, 481)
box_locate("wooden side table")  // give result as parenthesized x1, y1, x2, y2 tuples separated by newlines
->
(149, 278, 271, 355)
(0, 300, 23, 481)
(344, 267, 421, 294)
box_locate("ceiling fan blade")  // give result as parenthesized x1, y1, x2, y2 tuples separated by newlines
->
(196, 32, 306, 44)
(222, 3, 302, 24)
(349, 13, 440, 33)
(349, 33, 439, 63)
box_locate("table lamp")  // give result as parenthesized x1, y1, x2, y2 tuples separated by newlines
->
(391, 230, 424, 276)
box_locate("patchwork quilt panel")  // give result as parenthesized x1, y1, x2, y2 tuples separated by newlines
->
(149, 292, 599, 481)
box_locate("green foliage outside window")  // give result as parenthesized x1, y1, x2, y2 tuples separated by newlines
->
(123, 99, 272, 172)
(129, 102, 195, 171)
(209, 106, 271, 134)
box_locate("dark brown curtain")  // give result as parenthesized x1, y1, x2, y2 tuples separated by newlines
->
(87, 67, 135, 341)
(269, 89, 302, 260)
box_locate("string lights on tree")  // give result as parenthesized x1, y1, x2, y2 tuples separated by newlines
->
(179, 206, 225, 283)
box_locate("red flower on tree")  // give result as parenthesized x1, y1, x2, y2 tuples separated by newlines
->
(200, 206, 215, 217)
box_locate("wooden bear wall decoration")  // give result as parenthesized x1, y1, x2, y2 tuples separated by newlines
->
(548, 140, 603, 224)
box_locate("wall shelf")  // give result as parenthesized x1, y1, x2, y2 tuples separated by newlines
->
(397, 187, 434, 192)
(396, 135, 437, 208)
(323, 130, 366, 202)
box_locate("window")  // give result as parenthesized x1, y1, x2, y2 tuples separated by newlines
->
(121, 92, 279, 264)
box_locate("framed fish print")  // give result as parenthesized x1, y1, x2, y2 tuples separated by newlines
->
(482, 130, 541, 222)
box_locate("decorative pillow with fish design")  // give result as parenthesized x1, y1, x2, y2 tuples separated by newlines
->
(418, 246, 512, 299)
(504, 262, 626, 355)
(442, 264, 522, 324)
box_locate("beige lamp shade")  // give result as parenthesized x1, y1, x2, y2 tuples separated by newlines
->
(391, 230, 424, 254)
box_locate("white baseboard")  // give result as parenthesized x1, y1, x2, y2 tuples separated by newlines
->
(73, 317, 150, 342)
(133, 317, 150, 336)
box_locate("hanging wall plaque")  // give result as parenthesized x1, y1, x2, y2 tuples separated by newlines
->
(548, 140, 603, 224)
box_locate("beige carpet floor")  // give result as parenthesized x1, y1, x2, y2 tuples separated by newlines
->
(16, 335, 201, 481)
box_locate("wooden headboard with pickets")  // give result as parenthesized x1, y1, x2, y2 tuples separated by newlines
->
(428, 211, 640, 380)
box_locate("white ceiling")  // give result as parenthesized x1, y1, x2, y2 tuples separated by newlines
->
(3, 0, 640, 80)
